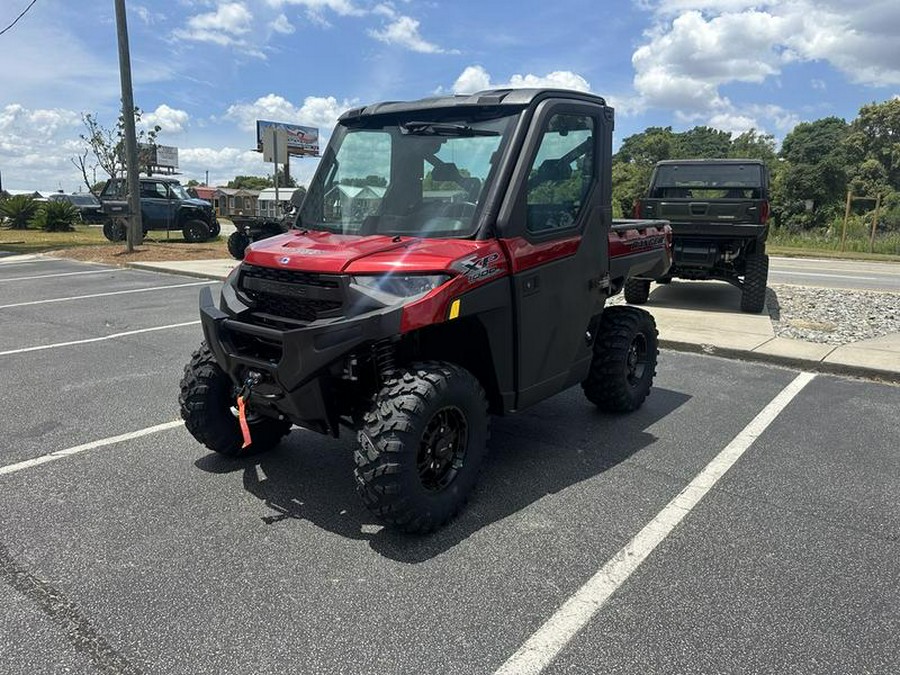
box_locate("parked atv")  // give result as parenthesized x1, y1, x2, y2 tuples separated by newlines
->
(226, 209, 293, 260)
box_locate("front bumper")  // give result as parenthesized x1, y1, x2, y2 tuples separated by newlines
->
(199, 285, 402, 434)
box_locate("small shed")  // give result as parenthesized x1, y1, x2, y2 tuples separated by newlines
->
(257, 187, 306, 218)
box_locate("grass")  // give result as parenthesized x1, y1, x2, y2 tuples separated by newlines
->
(0, 223, 108, 254)
(0, 223, 231, 263)
(767, 225, 900, 262)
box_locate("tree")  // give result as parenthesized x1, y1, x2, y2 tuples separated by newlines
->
(71, 109, 161, 196)
(272, 168, 297, 188)
(729, 129, 777, 163)
(186, 179, 200, 187)
(674, 126, 732, 158)
(847, 99, 900, 188)
(227, 175, 271, 190)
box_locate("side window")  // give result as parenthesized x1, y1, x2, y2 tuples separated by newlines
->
(525, 114, 595, 234)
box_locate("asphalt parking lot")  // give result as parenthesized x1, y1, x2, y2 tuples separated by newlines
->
(1, 256, 898, 675)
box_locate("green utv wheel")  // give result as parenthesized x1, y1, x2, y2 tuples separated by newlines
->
(623, 278, 651, 305)
(355, 362, 489, 534)
(741, 252, 769, 314)
(227, 231, 250, 260)
(582, 306, 658, 412)
(179, 343, 292, 457)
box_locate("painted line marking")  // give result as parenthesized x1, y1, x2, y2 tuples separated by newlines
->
(0, 269, 114, 283)
(0, 420, 184, 477)
(494, 371, 817, 675)
(0, 281, 211, 309)
(773, 271, 877, 281)
(0, 321, 201, 356)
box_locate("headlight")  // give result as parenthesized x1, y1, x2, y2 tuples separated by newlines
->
(351, 274, 450, 304)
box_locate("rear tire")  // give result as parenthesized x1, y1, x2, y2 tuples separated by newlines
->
(182, 219, 210, 243)
(102, 219, 126, 242)
(179, 343, 291, 457)
(582, 306, 658, 412)
(355, 362, 489, 533)
(741, 253, 769, 313)
(227, 231, 251, 260)
(623, 278, 651, 304)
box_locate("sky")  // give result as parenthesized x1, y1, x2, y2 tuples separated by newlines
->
(1, 0, 898, 192)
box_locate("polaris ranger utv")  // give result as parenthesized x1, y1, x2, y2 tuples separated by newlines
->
(179, 88, 672, 533)
(631, 159, 770, 312)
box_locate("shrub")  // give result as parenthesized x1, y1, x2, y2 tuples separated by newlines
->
(32, 200, 80, 232)
(0, 195, 39, 229)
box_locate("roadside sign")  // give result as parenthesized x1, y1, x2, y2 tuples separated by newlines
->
(262, 127, 289, 164)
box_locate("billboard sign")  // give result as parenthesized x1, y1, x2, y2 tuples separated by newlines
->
(256, 120, 319, 156)
(138, 143, 179, 173)
(155, 145, 179, 168)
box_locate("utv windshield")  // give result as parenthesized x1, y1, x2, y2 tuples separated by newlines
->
(298, 112, 519, 238)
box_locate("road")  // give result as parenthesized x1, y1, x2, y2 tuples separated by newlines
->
(770, 256, 900, 292)
(1, 257, 898, 675)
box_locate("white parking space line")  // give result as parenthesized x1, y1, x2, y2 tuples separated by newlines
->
(773, 271, 878, 281)
(0, 420, 184, 477)
(0, 281, 211, 309)
(0, 321, 201, 356)
(494, 371, 817, 675)
(0, 269, 114, 283)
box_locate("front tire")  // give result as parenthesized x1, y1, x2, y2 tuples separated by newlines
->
(102, 219, 126, 242)
(355, 362, 489, 533)
(624, 278, 651, 304)
(182, 219, 211, 243)
(179, 343, 291, 457)
(582, 306, 658, 412)
(227, 231, 251, 260)
(741, 253, 769, 313)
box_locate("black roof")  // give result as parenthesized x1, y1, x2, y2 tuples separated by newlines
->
(654, 158, 766, 166)
(339, 88, 608, 122)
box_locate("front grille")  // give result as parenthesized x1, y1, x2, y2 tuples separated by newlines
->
(239, 264, 344, 322)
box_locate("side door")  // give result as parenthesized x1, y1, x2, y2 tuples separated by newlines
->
(140, 181, 176, 230)
(497, 100, 611, 410)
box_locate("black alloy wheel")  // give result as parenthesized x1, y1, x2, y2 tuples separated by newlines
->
(417, 406, 468, 491)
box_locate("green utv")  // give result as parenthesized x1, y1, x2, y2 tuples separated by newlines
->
(632, 159, 770, 313)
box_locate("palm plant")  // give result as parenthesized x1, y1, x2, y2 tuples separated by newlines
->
(32, 200, 80, 232)
(0, 195, 40, 229)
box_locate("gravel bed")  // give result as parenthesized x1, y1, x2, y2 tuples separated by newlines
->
(766, 284, 899, 345)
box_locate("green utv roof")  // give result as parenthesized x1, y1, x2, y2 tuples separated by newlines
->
(338, 88, 609, 122)
(654, 159, 766, 165)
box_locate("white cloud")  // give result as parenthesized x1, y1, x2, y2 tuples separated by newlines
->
(270, 13, 295, 34)
(144, 105, 190, 135)
(267, 0, 365, 18)
(368, 15, 452, 54)
(224, 94, 356, 135)
(173, 2, 263, 56)
(630, 1, 900, 136)
(451, 66, 591, 94)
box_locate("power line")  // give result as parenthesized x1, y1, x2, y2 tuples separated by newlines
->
(0, 0, 38, 38)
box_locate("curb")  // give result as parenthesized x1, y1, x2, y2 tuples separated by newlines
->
(127, 262, 234, 281)
(660, 339, 900, 385)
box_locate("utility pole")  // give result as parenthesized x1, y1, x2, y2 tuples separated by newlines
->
(114, 0, 143, 252)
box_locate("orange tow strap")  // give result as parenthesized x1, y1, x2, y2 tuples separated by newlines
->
(237, 395, 252, 448)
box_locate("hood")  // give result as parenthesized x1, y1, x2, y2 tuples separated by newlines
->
(185, 198, 213, 209)
(243, 229, 498, 275)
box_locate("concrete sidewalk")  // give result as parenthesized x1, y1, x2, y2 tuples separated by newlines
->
(127, 258, 900, 384)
